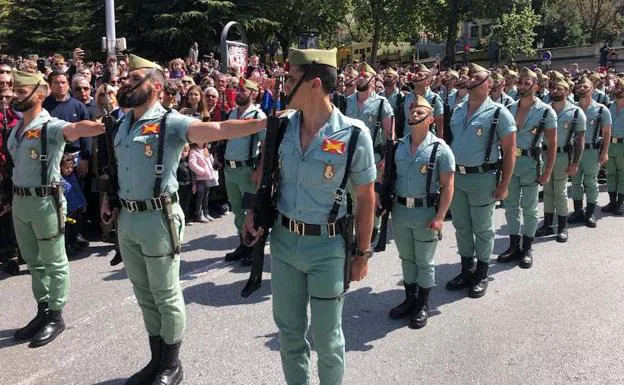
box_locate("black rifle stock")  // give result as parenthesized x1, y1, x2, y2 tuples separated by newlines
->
(241, 116, 287, 298)
(375, 139, 397, 217)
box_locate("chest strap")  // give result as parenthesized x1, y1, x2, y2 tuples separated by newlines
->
(425, 142, 440, 208)
(153, 110, 172, 198)
(40, 121, 50, 186)
(371, 99, 385, 154)
(483, 107, 502, 164)
(247, 110, 260, 162)
(327, 127, 361, 224)
(591, 106, 604, 146)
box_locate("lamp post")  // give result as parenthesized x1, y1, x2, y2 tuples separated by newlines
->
(537, 39, 544, 68)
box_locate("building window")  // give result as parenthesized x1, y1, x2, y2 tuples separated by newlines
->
(470, 25, 480, 38)
(482, 24, 491, 37)
(366, 47, 371, 52)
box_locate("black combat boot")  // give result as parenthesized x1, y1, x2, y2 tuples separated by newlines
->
(519, 235, 534, 269)
(556, 215, 568, 243)
(150, 341, 183, 385)
(408, 286, 430, 329)
(389, 283, 417, 319)
(125, 336, 163, 385)
(445, 257, 475, 291)
(29, 309, 65, 348)
(497, 234, 521, 263)
(535, 213, 554, 237)
(567, 200, 585, 223)
(225, 235, 251, 262)
(585, 202, 597, 228)
(615, 194, 624, 216)
(110, 249, 123, 266)
(468, 261, 489, 298)
(602, 192, 617, 213)
(14, 302, 48, 340)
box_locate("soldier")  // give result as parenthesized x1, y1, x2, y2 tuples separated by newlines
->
(603, 77, 624, 215)
(345, 62, 393, 250)
(448, 68, 470, 109)
(445, 63, 517, 298)
(343, 64, 358, 97)
(244, 48, 376, 385)
(439, 69, 458, 101)
(99, 55, 266, 385)
(9, 70, 105, 347)
(383, 68, 403, 112)
(536, 73, 550, 102)
(490, 73, 514, 107)
(223, 78, 266, 266)
(503, 68, 519, 100)
(387, 96, 454, 329)
(590, 73, 611, 106)
(404, 64, 445, 138)
(568, 75, 612, 226)
(535, 77, 586, 242)
(497, 67, 557, 269)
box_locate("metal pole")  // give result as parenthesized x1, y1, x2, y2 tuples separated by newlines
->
(105, 0, 116, 58)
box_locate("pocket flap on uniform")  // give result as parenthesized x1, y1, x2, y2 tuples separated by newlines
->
(132, 134, 159, 144)
(313, 150, 347, 165)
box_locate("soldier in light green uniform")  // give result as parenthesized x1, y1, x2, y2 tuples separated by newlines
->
(497, 68, 557, 269)
(490, 73, 515, 108)
(568, 75, 611, 227)
(445, 63, 517, 298)
(590, 73, 611, 106)
(537, 73, 551, 103)
(244, 48, 376, 385)
(503, 68, 519, 100)
(100, 55, 266, 385)
(447, 69, 470, 109)
(388, 95, 454, 329)
(383, 67, 402, 112)
(603, 77, 624, 215)
(535, 77, 586, 243)
(9, 70, 105, 348)
(345, 62, 393, 249)
(403, 64, 445, 138)
(439, 69, 458, 102)
(223, 78, 267, 265)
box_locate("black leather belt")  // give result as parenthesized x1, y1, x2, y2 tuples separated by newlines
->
(280, 214, 347, 237)
(121, 193, 179, 213)
(585, 143, 602, 150)
(611, 137, 624, 144)
(397, 196, 427, 208)
(13, 185, 54, 197)
(542, 145, 566, 153)
(455, 163, 497, 175)
(225, 158, 256, 169)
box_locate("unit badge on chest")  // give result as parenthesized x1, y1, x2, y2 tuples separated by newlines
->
(531, 127, 538, 135)
(323, 164, 335, 180)
(144, 144, 154, 157)
(25, 129, 41, 139)
(590, 119, 595, 126)
(420, 163, 428, 174)
(476, 127, 484, 137)
(29, 148, 38, 160)
(564, 122, 570, 129)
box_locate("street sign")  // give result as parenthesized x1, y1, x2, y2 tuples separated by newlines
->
(220, 21, 248, 75)
(542, 50, 552, 62)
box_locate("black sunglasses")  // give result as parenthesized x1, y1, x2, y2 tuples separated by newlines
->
(74, 86, 90, 91)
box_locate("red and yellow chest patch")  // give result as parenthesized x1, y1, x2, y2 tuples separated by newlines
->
(141, 123, 160, 135)
(24, 129, 41, 139)
(321, 139, 346, 155)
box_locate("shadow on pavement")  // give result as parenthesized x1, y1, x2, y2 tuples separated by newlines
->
(182, 233, 239, 253)
(183, 278, 272, 307)
(92, 379, 125, 385)
(0, 328, 29, 350)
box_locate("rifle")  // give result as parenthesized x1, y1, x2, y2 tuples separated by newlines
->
(395, 93, 405, 138)
(0, 105, 12, 213)
(100, 101, 121, 217)
(241, 116, 287, 298)
(272, 75, 283, 116)
(443, 92, 453, 145)
(375, 139, 398, 217)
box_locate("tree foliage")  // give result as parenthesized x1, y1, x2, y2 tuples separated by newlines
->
(492, 4, 541, 61)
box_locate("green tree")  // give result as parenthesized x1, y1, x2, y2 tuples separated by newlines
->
(492, 4, 541, 62)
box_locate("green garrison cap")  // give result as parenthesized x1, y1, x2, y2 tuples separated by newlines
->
(359, 62, 376, 76)
(491, 72, 505, 84)
(538, 73, 549, 82)
(128, 54, 162, 72)
(289, 48, 338, 69)
(445, 69, 459, 79)
(386, 67, 399, 78)
(12, 69, 45, 87)
(503, 68, 518, 77)
(566, 78, 575, 89)
(239, 77, 259, 92)
(615, 77, 624, 88)
(519, 67, 537, 80)
(552, 78, 570, 90)
(550, 70, 565, 81)
(458, 67, 469, 77)
(468, 63, 489, 77)
(577, 75, 592, 86)
(409, 95, 432, 110)
(414, 63, 430, 74)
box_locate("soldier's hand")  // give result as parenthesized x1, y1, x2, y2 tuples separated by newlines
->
(375, 192, 382, 209)
(350, 257, 369, 281)
(77, 159, 89, 177)
(600, 152, 609, 166)
(100, 196, 118, 224)
(536, 174, 550, 186)
(493, 185, 509, 201)
(566, 163, 579, 176)
(243, 213, 263, 246)
(428, 216, 444, 232)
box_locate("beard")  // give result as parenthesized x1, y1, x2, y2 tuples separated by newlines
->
(12, 98, 35, 112)
(518, 88, 532, 97)
(356, 82, 370, 92)
(550, 94, 565, 102)
(118, 84, 152, 108)
(235, 94, 251, 106)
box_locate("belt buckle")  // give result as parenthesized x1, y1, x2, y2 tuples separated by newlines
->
(516, 147, 522, 157)
(613, 137, 619, 144)
(152, 196, 163, 210)
(126, 200, 139, 212)
(39, 187, 50, 197)
(288, 218, 301, 235)
(327, 222, 336, 238)
(406, 197, 415, 208)
(458, 165, 466, 174)
(228, 160, 237, 168)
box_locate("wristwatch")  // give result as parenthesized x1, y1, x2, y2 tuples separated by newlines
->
(355, 248, 373, 260)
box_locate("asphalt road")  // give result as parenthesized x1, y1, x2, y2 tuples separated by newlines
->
(1, 190, 623, 385)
